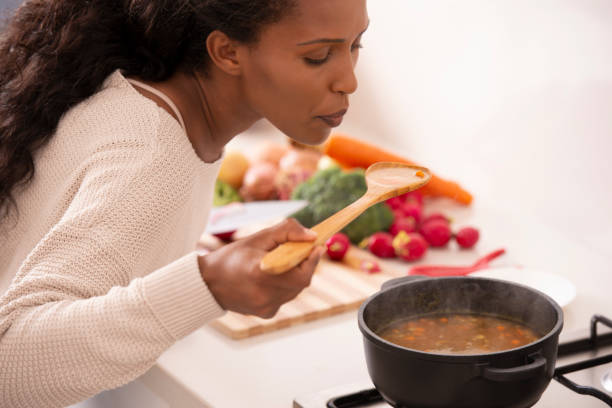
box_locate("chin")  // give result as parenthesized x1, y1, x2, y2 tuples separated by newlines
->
(284, 126, 331, 147)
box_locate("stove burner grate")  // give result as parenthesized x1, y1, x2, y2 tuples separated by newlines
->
(553, 314, 612, 406)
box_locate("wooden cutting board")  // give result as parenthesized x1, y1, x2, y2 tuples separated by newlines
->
(209, 248, 405, 339)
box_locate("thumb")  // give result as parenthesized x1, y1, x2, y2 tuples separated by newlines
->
(253, 218, 317, 250)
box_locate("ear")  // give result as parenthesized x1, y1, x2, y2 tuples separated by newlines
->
(206, 30, 243, 76)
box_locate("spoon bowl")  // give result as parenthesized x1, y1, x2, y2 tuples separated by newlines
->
(364, 161, 431, 200)
(260, 162, 431, 274)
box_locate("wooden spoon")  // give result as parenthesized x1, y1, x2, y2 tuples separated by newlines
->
(259, 162, 431, 274)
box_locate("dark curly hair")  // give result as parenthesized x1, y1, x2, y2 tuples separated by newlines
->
(0, 0, 297, 223)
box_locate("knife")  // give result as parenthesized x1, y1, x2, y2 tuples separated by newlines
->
(205, 200, 309, 235)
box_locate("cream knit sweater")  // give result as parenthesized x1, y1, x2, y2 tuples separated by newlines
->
(0, 71, 226, 408)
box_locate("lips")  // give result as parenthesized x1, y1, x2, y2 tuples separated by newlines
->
(317, 109, 347, 127)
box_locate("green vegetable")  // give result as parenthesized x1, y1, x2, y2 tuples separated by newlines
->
(291, 166, 393, 244)
(213, 179, 242, 206)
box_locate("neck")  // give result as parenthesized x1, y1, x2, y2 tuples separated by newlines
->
(133, 68, 261, 163)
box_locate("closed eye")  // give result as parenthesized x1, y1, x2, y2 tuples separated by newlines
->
(304, 51, 332, 66)
(304, 42, 363, 66)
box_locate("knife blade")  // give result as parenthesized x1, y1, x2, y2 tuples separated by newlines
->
(205, 200, 309, 235)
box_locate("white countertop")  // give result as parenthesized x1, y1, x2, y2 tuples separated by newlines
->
(137, 196, 611, 408)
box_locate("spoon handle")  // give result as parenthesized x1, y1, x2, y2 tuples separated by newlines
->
(260, 193, 377, 275)
(311, 193, 378, 243)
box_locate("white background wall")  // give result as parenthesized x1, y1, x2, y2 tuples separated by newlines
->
(3, 0, 609, 256)
(337, 0, 612, 258)
(0, 0, 21, 15)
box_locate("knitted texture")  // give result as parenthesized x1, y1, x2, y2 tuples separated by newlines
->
(0, 71, 225, 408)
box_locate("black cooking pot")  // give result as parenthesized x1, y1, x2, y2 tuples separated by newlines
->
(358, 276, 563, 408)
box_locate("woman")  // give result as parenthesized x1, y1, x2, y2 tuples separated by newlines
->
(0, 0, 368, 406)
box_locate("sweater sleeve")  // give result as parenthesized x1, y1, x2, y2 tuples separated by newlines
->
(0, 136, 224, 407)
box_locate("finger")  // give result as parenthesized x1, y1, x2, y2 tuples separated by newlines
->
(254, 246, 325, 318)
(278, 244, 325, 289)
(305, 245, 326, 273)
(251, 218, 317, 251)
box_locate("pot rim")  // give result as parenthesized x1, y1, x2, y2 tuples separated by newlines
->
(358, 276, 564, 362)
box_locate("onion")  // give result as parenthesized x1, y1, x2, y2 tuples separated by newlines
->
(239, 161, 278, 201)
(278, 148, 321, 173)
(275, 167, 313, 200)
(253, 142, 289, 167)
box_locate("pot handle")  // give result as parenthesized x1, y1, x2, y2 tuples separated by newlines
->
(482, 353, 547, 382)
(381, 275, 429, 291)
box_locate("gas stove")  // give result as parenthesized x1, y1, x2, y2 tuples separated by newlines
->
(294, 315, 612, 408)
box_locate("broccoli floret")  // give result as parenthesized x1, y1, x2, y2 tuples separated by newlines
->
(343, 201, 394, 244)
(213, 179, 242, 206)
(292, 166, 343, 200)
(291, 166, 393, 244)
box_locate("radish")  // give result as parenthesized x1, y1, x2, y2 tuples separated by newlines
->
(399, 202, 422, 223)
(389, 216, 417, 236)
(385, 196, 404, 210)
(403, 191, 424, 206)
(455, 227, 480, 249)
(421, 212, 450, 227)
(392, 231, 428, 261)
(325, 233, 350, 260)
(420, 219, 452, 247)
(368, 232, 396, 258)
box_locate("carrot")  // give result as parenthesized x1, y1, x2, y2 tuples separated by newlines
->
(323, 133, 473, 205)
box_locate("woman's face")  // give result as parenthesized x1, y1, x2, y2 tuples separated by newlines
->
(238, 0, 369, 145)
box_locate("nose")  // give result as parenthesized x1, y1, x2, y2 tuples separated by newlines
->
(331, 54, 358, 95)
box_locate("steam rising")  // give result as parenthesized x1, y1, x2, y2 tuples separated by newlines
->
(364, 277, 559, 338)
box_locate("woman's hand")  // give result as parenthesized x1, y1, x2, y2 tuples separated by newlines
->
(198, 218, 324, 318)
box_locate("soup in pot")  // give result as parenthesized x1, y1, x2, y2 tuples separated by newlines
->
(377, 313, 540, 355)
